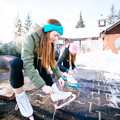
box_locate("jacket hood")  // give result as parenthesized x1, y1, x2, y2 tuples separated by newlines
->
(28, 23, 43, 37)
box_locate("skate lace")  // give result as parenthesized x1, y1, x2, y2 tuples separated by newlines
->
(15, 104, 18, 110)
(15, 95, 29, 111)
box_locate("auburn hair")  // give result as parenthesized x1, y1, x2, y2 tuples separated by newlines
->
(37, 19, 62, 73)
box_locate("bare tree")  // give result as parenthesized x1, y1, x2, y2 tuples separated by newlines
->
(107, 4, 117, 24)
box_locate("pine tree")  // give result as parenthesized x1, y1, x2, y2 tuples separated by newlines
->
(117, 10, 120, 21)
(24, 13, 32, 33)
(75, 12, 85, 28)
(13, 13, 23, 37)
(107, 4, 117, 25)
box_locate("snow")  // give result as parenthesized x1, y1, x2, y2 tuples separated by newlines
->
(76, 50, 120, 73)
(61, 25, 112, 39)
(62, 27, 100, 39)
(76, 49, 120, 108)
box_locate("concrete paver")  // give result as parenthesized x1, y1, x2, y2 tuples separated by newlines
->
(0, 68, 120, 120)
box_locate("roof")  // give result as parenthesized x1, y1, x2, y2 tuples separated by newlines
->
(59, 20, 120, 41)
(100, 20, 120, 38)
(100, 20, 120, 33)
(106, 20, 120, 32)
(59, 26, 107, 41)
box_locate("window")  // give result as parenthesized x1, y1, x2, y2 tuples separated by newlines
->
(115, 37, 120, 50)
(100, 21, 104, 26)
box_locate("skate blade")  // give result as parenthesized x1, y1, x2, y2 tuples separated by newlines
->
(55, 94, 76, 109)
(67, 82, 79, 87)
(29, 116, 34, 120)
(67, 80, 78, 85)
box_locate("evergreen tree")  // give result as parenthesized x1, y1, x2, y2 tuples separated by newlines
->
(24, 12, 32, 33)
(107, 4, 117, 25)
(75, 12, 85, 28)
(117, 10, 120, 21)
(13, 13, 23, 37)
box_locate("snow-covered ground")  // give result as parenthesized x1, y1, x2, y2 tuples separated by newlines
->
(76, 50, 120, 108)
(76, 50, 120, 73)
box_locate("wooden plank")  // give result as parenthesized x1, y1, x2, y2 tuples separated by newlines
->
(0, 69, 9, 74)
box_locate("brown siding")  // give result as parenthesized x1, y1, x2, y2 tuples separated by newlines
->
(106, 24, 120, 34)
(103, 34, 120, 54)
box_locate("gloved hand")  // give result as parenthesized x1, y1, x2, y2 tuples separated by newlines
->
(41, 85, 54, 94)
(58, 77, 65, 87)
(68, 70, 74, 75)
(73, 68, 78, 74)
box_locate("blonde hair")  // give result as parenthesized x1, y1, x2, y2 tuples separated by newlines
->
(69, 52, 76, 67)
(38, 19, 62, 73)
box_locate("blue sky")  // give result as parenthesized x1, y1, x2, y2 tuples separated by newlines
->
(0, 0, 120, 42)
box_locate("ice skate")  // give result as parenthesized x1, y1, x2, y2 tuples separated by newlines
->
(62, 72, 67, 81)
(67, 74, 79, 87)
(62, 77, 67, 81)
(15, 91, 34, 120)
(51, 83, 76, 109)
(62, 72, 68, 78)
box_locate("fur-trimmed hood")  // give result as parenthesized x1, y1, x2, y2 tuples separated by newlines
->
(28, 23, 43, 37)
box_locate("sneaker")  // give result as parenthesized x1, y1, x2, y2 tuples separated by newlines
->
(51, 83, 72, 102)
(15, 91, 33, 117)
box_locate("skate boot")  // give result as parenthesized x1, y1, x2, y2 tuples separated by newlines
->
(67, 74, 79, 87)
(62, 72, 68, 81)
(51, 83, 76, 109)
(15, 91, 34, 119)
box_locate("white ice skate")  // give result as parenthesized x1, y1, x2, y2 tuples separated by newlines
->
(15, 91, 34, 120)
(67, 74, 79, 87)
(62, 72, 67, 81)
(51, 83, 76, 109)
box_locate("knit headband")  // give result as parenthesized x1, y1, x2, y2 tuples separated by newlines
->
(43, 24, 63, 35)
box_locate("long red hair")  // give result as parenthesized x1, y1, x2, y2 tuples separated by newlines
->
(38, 19, 62, 73)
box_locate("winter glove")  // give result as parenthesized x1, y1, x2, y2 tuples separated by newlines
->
(68, 70, 74, 75)
(58, 77, 65, 87)
(73, 68, 78, 74)
(42, 85, 54, 94)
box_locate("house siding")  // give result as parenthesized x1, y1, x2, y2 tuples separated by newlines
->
(104, 34, 120, 54)
(106, 24, 120, 34)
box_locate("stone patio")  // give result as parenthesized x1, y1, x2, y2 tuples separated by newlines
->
(0, 68, 120, 120)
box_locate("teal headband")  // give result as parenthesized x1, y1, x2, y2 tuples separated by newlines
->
(43, 24, 63, 35)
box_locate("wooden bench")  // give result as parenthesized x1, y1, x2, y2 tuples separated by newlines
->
(0, 67, 55, 100)
(0, 68, 15, 100)
(0, 68, 9, 74)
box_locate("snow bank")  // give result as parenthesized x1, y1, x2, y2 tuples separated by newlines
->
(76, 50, 120, 73)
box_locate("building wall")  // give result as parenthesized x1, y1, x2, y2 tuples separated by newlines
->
(106, 24, 120, 34)
(103, 34, 120, 54)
